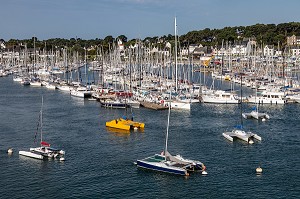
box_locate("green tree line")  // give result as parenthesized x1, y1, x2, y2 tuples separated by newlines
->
(3, 22, 300, 55)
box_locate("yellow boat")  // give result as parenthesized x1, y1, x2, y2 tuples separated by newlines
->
(224, 74, 231, 81)
(106, 118, 145, 131)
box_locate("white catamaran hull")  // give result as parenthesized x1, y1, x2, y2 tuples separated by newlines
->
(19, 151, 44, 160)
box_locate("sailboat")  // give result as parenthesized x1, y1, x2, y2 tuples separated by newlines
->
(222, 74, 262, 144)
(243, 76, 270, 120)
(242, 106, 270, 120)
(19, 97, 65, 160)
(170, 16, 191, 110)
(136, 93, 206, 176)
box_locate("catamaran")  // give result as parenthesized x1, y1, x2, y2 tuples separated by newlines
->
(19, 97, 65, 161)
(223, 74, 262, 144)
(223, 125, 262, 144)
(242, 106, 270, 120)
(136, 89, 206, 176)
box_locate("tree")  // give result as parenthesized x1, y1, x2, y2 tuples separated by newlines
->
(117, 35, 127, 43)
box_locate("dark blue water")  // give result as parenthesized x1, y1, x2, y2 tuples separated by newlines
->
(0, 75, 299, 199)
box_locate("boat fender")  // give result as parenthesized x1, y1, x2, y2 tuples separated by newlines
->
(202, 164, 206, 171)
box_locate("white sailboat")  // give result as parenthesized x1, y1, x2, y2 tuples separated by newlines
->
(19, 96, 65, 160)
(172, 17, 191, 110)
(223, 74, 262, 144)
(243, 80, 270, 120)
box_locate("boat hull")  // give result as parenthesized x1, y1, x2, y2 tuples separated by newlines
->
(19, 151, 45, 160)
(136, 160, 188, 176)
(106, 118, 145, 131)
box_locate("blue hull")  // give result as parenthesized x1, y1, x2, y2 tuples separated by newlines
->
(136, 160, 187, 176)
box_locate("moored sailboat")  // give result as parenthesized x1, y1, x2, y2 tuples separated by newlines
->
(223, 74, 262, 144)
(19, 96, 65, 160)
(136, 88, 206, 176)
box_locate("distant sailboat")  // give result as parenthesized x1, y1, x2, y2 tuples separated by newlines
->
(223, 74, 262, 144)
(242, 106, 270, 120)
(243, 77, 270, 120)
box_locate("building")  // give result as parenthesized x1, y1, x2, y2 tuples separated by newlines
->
(290, 46, 300, 56)
(263, 45, 274, 56)
(287, 35, 300, 46)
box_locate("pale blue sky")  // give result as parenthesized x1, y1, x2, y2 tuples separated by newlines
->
(1, 0, 299, 40)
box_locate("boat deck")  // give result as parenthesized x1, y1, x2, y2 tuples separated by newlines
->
(142, 155, 165, 163)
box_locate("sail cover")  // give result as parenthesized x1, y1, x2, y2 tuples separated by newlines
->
(41, 141, 50, 147)
(165, 151, 191, 165)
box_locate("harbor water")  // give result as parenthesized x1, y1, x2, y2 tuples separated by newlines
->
(0, 75, 299, 198)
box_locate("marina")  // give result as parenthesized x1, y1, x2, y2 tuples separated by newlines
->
(0, 72, 300, 198)
(2, 0, 300, 197)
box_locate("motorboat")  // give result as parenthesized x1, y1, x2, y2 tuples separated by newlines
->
(201, 90, 240, 104)
(169, 100, 191, 110)
(70, 86, 93, 98)
(106, 117, 145, 131)
(247, 90, 286, 104)
(100, 98, 128, 109)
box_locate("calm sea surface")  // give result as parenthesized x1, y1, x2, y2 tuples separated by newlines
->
(0, 75, 299, 199)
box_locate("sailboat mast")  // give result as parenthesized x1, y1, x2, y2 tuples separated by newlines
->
(164, 94, 171, 159)
(174, 17, 178, 92)
(40, 96, 43, 145)
(240, 74, 243, 127)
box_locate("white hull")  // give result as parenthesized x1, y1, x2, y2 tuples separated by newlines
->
(170, 101, 191, 110)
(201, 90, 239, 104)
(247, 98, 286, 104)
(13, 77, 23, 82)
(223, 129, 262, 144)
(57, 85, 71, 92)
(30, 82, 42, 87)
(242, 111, 270, 120)
(247, 91, 286, 104)
(201, 95, 239, 104)
(71, 90, 85, 98)
(19, 151, 44, 160)
(70, 89, 92, 98)
(46, 84, 56, 89)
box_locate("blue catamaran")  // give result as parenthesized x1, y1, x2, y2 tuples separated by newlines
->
(136, 90, 207, 176)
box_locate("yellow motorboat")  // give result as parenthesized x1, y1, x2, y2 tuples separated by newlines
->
(224, 75, 231, 81)
(106, 118, 145, 131)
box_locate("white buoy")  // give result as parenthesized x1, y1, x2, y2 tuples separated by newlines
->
(202, 171, 208, 175)
(249, 140, 254, 144)
(262, 118, 266, 122)
(256, 166, 263, 174)
(7, 148, 13, 154)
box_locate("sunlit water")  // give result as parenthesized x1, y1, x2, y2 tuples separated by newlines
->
(0, 76, 299, 198)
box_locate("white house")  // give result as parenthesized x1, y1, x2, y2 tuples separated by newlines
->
(290, 46, 300, 56)
(263, 45, 274, 56)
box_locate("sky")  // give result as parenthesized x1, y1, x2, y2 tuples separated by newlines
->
(1, 0, 300, 41)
